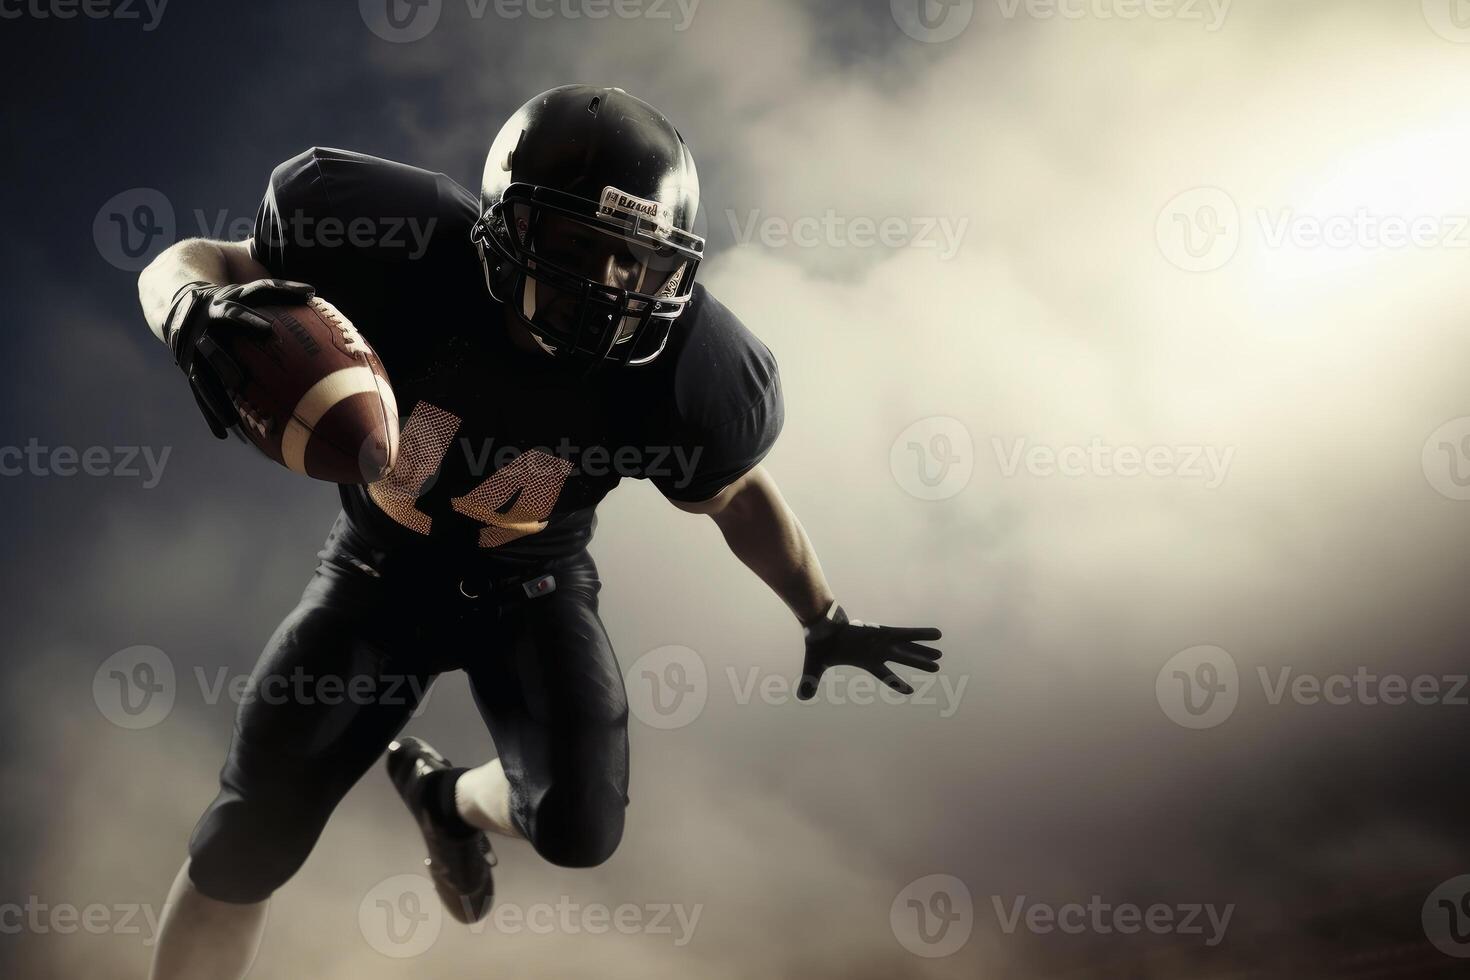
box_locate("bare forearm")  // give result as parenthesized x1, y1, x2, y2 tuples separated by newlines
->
(137, 238, 265, 343)
(708, 468, 835, 624)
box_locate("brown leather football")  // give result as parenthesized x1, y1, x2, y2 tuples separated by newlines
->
(218, 296, 399, 485)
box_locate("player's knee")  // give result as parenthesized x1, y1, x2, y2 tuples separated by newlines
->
(524, 777, 627, 868)
(187, 784, 333, 903)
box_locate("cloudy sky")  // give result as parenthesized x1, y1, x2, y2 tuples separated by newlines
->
(3, 0, 1470, 976)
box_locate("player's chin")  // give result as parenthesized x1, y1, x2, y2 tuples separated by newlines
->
(534, 295, 586, 336)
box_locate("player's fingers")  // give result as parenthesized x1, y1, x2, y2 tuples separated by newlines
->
(188, 374, 232, 440)
(896, 641, 942, 661)
(878, 626, 942, 642)
(876, 669, 915, 696)
(885, 650, 941, 672)
(797, 671, 823, 700)
(237, 279, 315, 304)
(211, 299, 275, 333)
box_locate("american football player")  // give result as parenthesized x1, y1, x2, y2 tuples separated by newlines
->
(137, 85, 942, 979)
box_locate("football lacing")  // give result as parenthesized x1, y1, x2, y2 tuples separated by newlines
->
(309, 295, 367, 356)
(230, 391, 271, 439)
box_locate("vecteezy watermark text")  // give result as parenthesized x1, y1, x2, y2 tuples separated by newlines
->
(1157, 645, 1470, 730)
(94, 189, 438, 272)
(0, 0, 168, 29)
(0, 441, 169, 488)
(992, 895, 1233, 946)
(625, 646, 968, 730)
(358, 874, 701, 957)
(358, 0, 700, 44)
(94, 646, 436, 730)
(992, 437, 1235, 489)
(725, 210, 969, 261)
(993, 0, 1230, 30)
(0, 897, 164, 945)
(453, 436, 705, 488)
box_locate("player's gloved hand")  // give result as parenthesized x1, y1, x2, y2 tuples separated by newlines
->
(161, 279, 315, 438)
(798, 601, 943, 699)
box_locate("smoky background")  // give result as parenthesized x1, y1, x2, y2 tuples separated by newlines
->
(1, 0, 1468, 976)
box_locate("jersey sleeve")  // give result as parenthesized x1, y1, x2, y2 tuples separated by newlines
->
(249, 146, 451, 277)
(246, 147, 477, 368)
(651, 287, 785, 503)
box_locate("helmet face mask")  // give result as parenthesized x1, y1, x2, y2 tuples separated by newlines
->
(475, 86, 704, 368)
(474, 185, 702, 366)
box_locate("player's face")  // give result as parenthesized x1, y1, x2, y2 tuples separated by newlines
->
(534, 212, 647, 290)
(522, 211, 686, 343)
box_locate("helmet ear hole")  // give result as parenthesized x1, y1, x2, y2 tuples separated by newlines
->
(489, 258, 516, 300)
(490, 260, 514, 299)
(475, 218, 519, 303)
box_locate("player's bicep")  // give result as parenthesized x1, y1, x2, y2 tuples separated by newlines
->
(667, 465, 765, 516)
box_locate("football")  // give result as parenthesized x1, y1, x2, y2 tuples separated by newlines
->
(216, 296, 399, 484)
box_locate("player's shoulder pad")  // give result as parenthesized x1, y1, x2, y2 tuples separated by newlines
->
(665, 283, 782, 432)
(255, 147, 477, 262)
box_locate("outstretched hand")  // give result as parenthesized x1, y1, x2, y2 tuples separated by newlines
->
(799, 603, 942, 700)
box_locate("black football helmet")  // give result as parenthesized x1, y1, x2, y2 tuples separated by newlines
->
(472, 85, 704, 367)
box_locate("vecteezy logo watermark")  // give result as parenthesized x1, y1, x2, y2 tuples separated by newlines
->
(485, 0, 700, 29)
(1255, 210, 1470, 252)
(1160, 188, 1470, 272)
(1158, 649, 1470, 729)
(1156, 645, 1239, 729)
(1156, 188, 1242, 273)
(1423, 0, 1470, 43)
(94, 191, 439, 272)
(724, 210, 970, 261)
(1424, 875, 1470, 958)
(93, 188, 176, 273)
(192, 666, 436, 713)
(360, 874, 441, 958)
(359, 0, 442, 42)
(891, 874, 974, 958)
(728, 666, 968, 717)
(991, 0, 1231, 30)
(992, 895, 1233, 947)
(891, 0, 975, 43)
(1423, 417, 1470, 501)
(626, 645, 708, 730)
(452, 436, 706, 489)
(94, 648, 437, 731)
(0, 441, 171, 488)
(1257, 666, 1470, 708)
(359, 874, 702, 955)
(93, 646, 176, 730)
(0, 897, 165, 944)
(626, 646, 969, 729)
(474, 897, 701, 943)
(0, 0, 169, 29)
(360, 0, 698, 42)
(992, 437, 1235, 489)
(891, 417, 975, 501)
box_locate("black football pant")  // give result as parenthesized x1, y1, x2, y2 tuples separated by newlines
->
(187, 514, 629, 903)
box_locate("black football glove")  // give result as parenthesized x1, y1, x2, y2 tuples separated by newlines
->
(161, 279, 315, 438)
(798, 602, 943, 700)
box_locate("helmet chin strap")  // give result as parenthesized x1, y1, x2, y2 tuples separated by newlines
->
(520, 277, 560, 356)
(522, 270, 539, 320)
(523, 273, 627, 359)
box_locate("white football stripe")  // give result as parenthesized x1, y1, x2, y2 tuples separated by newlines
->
(374, 369, 400, 466)
(282, 366, 382, 475)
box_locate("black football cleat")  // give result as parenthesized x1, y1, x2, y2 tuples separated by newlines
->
(386, 736, 496, 924)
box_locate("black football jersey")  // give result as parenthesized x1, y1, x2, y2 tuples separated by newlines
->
(249, 147, 783, 564)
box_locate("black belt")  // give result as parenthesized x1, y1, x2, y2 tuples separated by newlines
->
(455, 570, 558, 602)
(340, 549, 560, 605)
